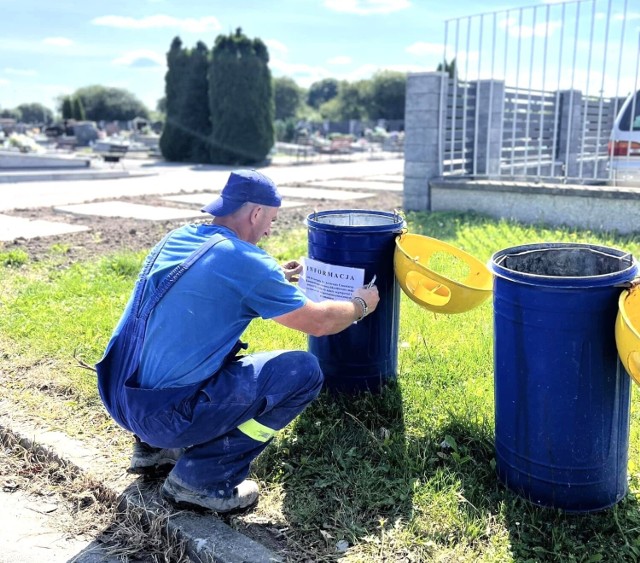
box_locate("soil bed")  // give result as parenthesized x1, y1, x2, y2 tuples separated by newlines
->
(5, 189, 403, 263)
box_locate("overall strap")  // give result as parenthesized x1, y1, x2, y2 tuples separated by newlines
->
(137, 233, 228, 322)
(128, 230, 174, 321)
(96, 230, 229, 430)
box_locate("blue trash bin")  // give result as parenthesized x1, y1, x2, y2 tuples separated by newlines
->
(489, 242, 638, 512)
(306, 210, 405, 393)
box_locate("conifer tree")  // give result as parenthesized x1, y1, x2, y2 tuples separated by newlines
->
(61, 96, 73, 120)
(72, 96, 86, 121)
(182, 41, 211, 162)
(208, 28, 274, 164)
(160, 37, 192, 161)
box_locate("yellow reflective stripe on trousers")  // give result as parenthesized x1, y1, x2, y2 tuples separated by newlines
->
(237, 419, 277, 442)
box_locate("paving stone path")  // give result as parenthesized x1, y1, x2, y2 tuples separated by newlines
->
(0, 164, 403, 243)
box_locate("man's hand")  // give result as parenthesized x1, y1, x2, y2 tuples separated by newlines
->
(352, 285, 380, 318)
(274, 282, 382, 336)
(282, 260, 303, 283)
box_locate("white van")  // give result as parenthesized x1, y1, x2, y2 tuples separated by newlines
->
(608, 89, 640, 186)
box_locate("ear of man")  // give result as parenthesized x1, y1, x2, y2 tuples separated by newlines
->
(246, 204, 264, 224)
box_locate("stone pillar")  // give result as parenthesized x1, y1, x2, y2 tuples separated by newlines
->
(472, 80, 505, 178)
(557, 89, 583, 179)
(403, 72, 448, 211)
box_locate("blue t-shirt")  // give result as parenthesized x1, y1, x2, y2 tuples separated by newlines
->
(136, 223, 307, 389)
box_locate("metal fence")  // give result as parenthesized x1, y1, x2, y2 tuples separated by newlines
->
(439, 0, 639, 183)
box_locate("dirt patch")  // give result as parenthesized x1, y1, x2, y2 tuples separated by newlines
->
(0, 429, 115, 540)
(4, 189, 403, 264)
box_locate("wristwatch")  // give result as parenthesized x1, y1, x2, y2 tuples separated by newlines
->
(352, 296, 368, 322)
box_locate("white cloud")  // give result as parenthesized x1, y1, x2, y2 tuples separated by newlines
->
(327, 55, 352, 65)
(324, 0, 410, 15)
(91, 14, 221, 33)
(0, 78, 9, 85)
(499, 17, 562, 39)
(380, 63, 431, 74)
(265, 39, 288, 55)
(112, 50, 165, 68)
(345, 63, 428, 80)
(347, 63, 380, 79)
(614, 12, 640, 21)
(406, 43, 478, 67)
(270, 58, 331, 87)
(406, 42, 444, 56)
(42, 37, 74, 47)
(4, 68, 36, 76)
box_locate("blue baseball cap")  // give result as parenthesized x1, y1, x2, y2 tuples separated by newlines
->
(202, 169, 282, 217)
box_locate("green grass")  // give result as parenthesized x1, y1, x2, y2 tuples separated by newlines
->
(1, 211, 640, 561)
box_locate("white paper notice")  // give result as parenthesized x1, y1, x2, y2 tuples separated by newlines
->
(298, 257, 365, 302)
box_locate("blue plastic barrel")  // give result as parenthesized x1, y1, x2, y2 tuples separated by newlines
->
(306, 210, 405, 393)
(489, 242, 638, 512)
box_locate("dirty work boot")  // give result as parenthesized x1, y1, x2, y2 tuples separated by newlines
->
(128, 439, 183, 476)
(161, 474, 259, 514)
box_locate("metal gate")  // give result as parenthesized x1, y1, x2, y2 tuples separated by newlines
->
(439, 0, 639, 183)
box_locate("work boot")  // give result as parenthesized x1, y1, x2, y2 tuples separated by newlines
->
(161, 473, 259, 514)
(128, 439, 183, 476)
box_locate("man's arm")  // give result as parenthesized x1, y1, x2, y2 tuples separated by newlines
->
(273, 286, 379, 337)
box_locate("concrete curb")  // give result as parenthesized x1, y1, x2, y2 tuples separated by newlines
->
(0, 169, 157, 183)
(119, 483, 282, 563)
(0, 408, 281, 563)
(429, 178, 640, 235)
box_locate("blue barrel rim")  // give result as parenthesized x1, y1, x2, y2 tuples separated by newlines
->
(489, 242, 637, 288)
(306, 209, 406, 233)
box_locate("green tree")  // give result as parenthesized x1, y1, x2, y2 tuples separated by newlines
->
(61, 96, 73, 120)
(319, 80, 370, 121)
(160, 39, 212, 163)
(208, 28, 274, 164)
(72, 97, 86, 121)
(274, 118, 297, 142)
(307, 78, 339, 109)
(368, 71, 406, 120)
(159, 39, 211, 162)
(182, 41, 212, 162)
(273, 76, 302, 120)
(15, 103, 54, 124)
(437, 58, 457, 79)
(160, 37, 192, 161)
(73, 85, 149, 121)
(0, 108, 20, 119)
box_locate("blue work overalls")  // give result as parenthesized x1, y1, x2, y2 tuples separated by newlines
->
(96, 231, 323, 496)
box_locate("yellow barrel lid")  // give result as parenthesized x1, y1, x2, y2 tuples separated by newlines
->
(394, 233, 492, 314)
(616, 285, 640, 385)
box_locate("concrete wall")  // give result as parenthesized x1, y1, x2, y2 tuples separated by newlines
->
(403, 71, 639, 234)
(403, 72, 447, 211)
(430, 179, 640, 234)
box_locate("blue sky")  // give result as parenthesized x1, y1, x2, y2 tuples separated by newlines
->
(1, 0, 638, 113)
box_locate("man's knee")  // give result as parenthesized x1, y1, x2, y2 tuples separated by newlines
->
(277, 350, 323, 396)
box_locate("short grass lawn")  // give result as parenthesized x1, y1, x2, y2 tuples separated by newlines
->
(1, 211, 639, 562)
